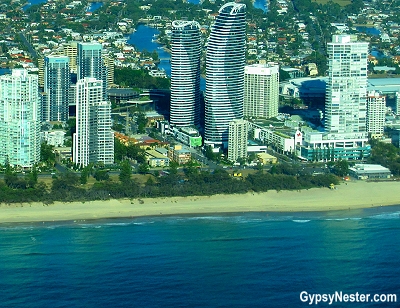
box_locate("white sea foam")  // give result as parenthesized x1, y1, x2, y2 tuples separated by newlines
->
(292, 219, 311, 223)
(368, 212, 400, 220)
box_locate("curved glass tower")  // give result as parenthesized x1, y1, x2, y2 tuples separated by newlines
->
(170, 20, 201, 128)
(205, 2, 246, 147)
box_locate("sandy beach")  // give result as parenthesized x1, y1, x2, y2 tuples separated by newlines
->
(1, 180, 399, 223)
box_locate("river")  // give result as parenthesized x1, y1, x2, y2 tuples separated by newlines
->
(127, 24, 206, 90)
(22, 0, 47, 11)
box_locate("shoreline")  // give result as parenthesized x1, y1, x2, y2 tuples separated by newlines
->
(1, 180, 399, 224)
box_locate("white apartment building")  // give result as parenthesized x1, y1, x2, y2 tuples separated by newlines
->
(73, 78, 114, 167)
(325, 35, 368, 140)
(0, 69, 40, 168)
(228, 119, 248, 162)
(244, 63, 279, 119)
(366, 91, 386, 136)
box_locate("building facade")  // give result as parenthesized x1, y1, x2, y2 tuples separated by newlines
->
(77, 42, 107, 98)
(244, 63, 279, 119)
(228, 119, 248, 162)
(204, 2, 246, 148)
(43, 55, 70, 122)
(0, 69, 40, 168)
(325, 35, 368, 139)
(170, 20, 201, 128)
(73, 78, 114, 167)
(366, 91, 386, 136)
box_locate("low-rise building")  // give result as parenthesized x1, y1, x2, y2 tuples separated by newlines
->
(349, 164, 391, 179)
(168, 145, 191, 165)
(172, 127, 202, 148)
(257, 152, 277, 164)
(146, 149, 170, 167)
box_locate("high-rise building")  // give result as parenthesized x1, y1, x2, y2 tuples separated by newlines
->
(244, 63, 279, 119)
(103, 54, 115, 89)
(228, 119, 248, 162)
(395, 92, 400, 116)
(205, 2, 246, 148)
(43, 55, 70, 122)
(0, 69, 40, 168)
(325, 35, 368, 138)
(73, 77, 114, 167)
(366, 91, 386, 136)
(170, 20, 201, 128)
(77, 42, 107, 97)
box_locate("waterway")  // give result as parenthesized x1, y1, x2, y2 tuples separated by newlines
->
(127, 25, 206, 90)
(356, 26, 381, 36)
(86, 2, 103, 12)
(253, 0, 268, 12)
(22, 0, 47, 11)
(126, 25, 171, 76)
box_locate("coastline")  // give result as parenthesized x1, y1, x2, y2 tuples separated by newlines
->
(1, 180, 399, 224)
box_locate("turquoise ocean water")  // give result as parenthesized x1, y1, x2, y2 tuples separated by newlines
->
(1, 205, 399, 307)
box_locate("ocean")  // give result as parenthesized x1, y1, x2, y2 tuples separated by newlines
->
(1, 206, 399, 307)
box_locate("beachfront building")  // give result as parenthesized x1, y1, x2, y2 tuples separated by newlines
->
(366, 91, 386, 137)
(325, 34, 368, 138)
(298, 35, 370, 161)
(0, 69, 40, 168)
(73, 77, 114, 167)
(77, 42, 107, 98)
(43, 55, 70, 122)
(396, 92, 400, 115)
(228, 119, 248, 162)
(244, 63, 279, 119)
(204, 2, 246, 148)
(170, 20, 201, 128)
(168, 144, 191, 165)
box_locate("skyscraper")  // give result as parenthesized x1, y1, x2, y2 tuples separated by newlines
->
(325, 35, 368, 138)
(73, 77, 114, 167)
(366, 91, 385, 136)
(43, 55, 70, 122)
(205, 2, 246, 148)
(77, 42, 107, 98)
(0, 69, 40, 168)
(244, 63, 279, 119)
(170, 20, 201, 128)
(228, 119, 248, 162)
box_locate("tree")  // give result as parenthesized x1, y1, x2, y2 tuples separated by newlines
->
(119, 160, 132, 183)
(93, 169, 109, 181)
(40, 143, 56, 166)
(333, 160, 349, 177)
(80, 167, 90, 184)
(138, 162, 149, 174)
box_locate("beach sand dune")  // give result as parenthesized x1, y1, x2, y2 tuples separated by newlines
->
(1, 181, 399, 223)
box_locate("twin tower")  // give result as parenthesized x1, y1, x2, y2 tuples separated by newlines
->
(170, 2, 246, 149)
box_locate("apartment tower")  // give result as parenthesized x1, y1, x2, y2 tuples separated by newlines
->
(73, 77, 114, 167)
(43, 55, 70, 122)
(366, 91, 386, 136)
(244, 63, 279, 119)
(204, 2, 246, 148)
(228, 119, 248, 162)
(0, 69, 40, 168)
(77, 42, 107, 98)
(325, 35, 368, 138)
(170, 20, 201, 128)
